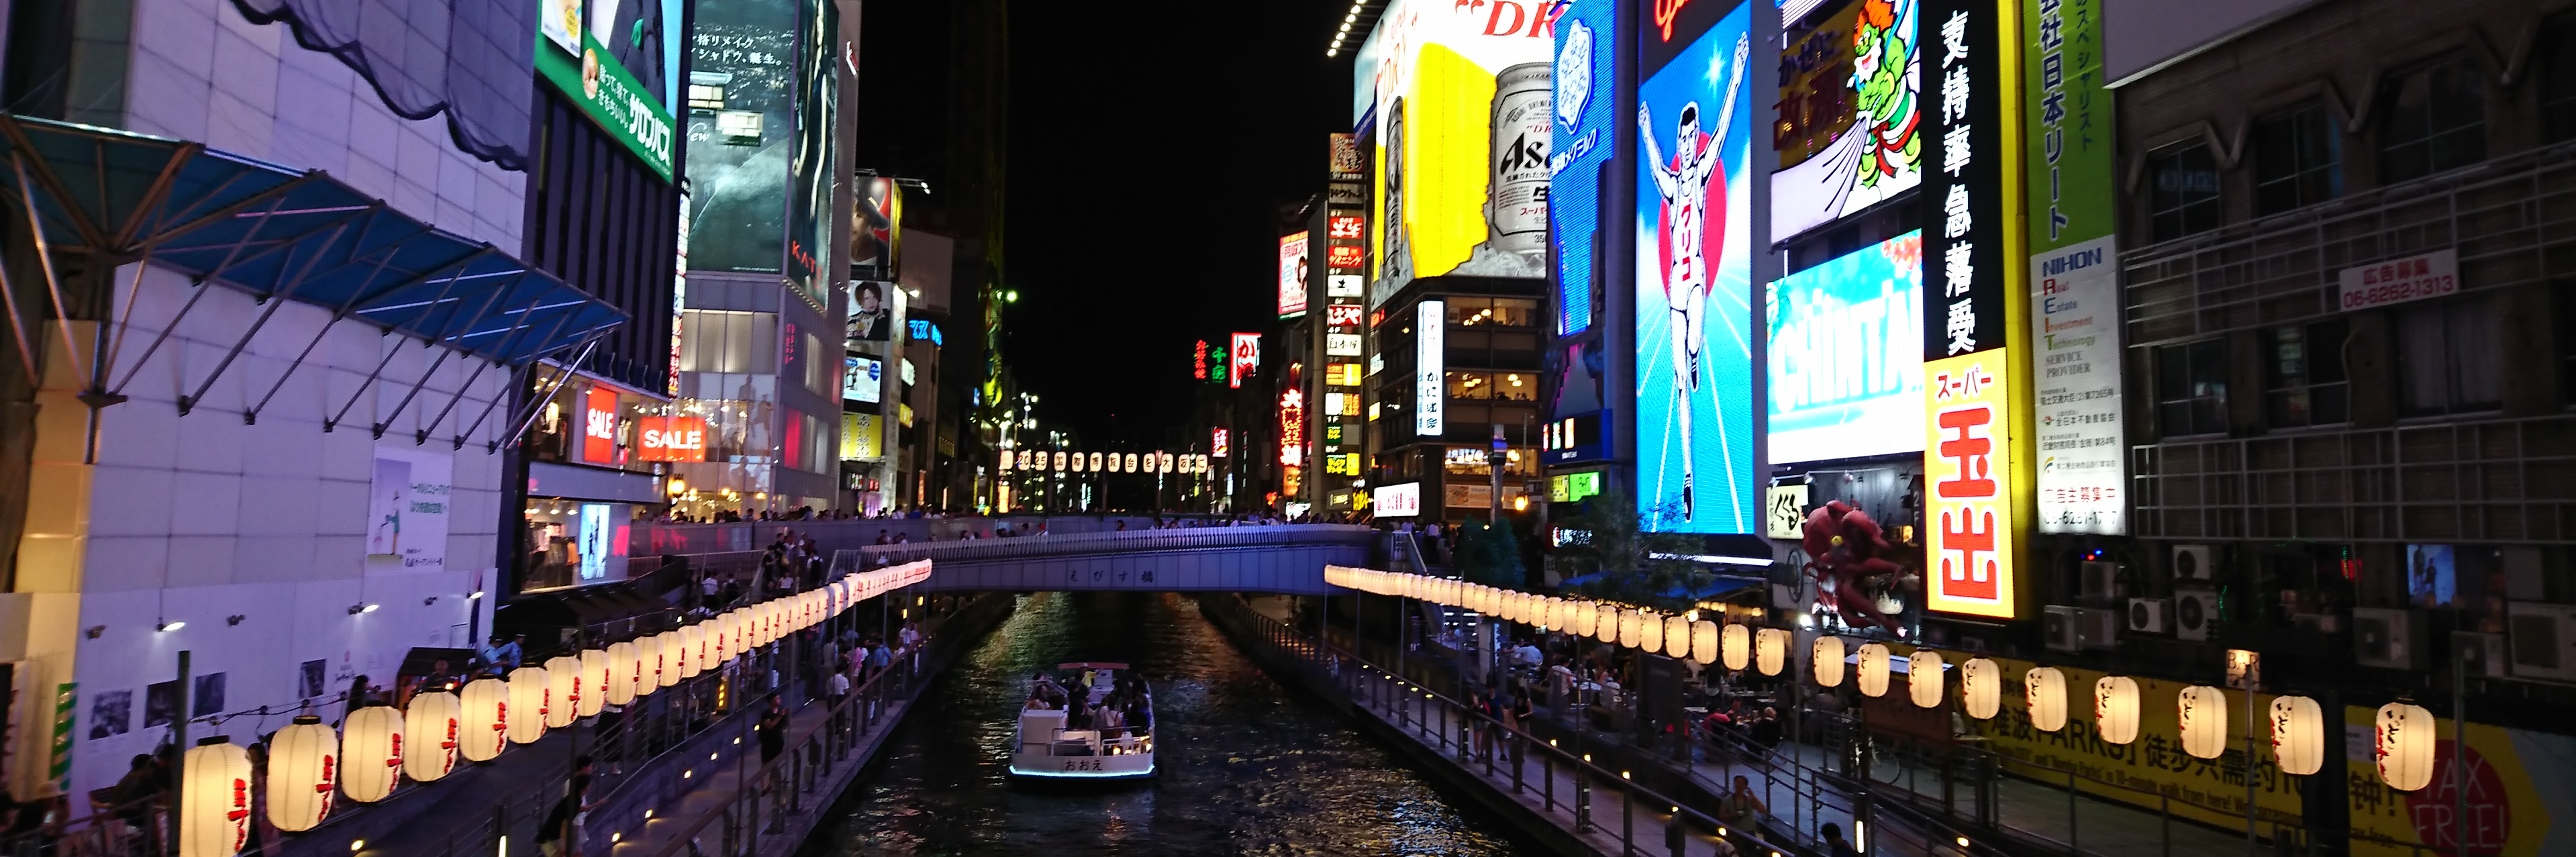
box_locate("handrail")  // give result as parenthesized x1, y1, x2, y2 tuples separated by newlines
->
(840, 524, 1377, 567)
(632, 593, 1010, 857)
(1208, 595, 1833, 857)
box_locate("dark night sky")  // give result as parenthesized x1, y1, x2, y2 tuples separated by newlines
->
(993, 3, 1354, 445)
(854, 0, 1358, 446)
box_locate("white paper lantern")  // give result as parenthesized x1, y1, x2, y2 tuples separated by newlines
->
(1722, 624, 1752, 671)
(506, 666, 552, 744)
(2025, 666, 2069, 732)
(1637, 611, 1665, 654)
(635, 636, 664, 698)
(1908, 650, 1946, 708)
(1573, 602, 1597, 638)
(542, 656, 581, 729)
(2375, 702, 2437, 791)
(340, 705, 403, 803)
(577, 648, 611, 717)
(717, 611, 742, 662)
(2177, 685, 2228, 760)
(2095, 676, 2141, 745)
(1855, 643, 1891, 697)
(180, 738, 253, 857)
(1755, 629, 1789, 676)
(1594, 604, 1620, 643)
(1664, 615, 1691, 658)
(265, 715, 337, 831)
(1687, 620, 1718, 665)
(2271, 695, 2326, 776)
(676, 625, 707, 678)
(607, 641, 643, 705)
(403, 690, 461, 782)
(1959, 658, 2001, 719)
(1813, 636, 1846, 687)
(654, 631, 686, 687)
(458, 676, 509, 762)
(1546, 598, 1566, 629)
(1616, 609, 1641, 648)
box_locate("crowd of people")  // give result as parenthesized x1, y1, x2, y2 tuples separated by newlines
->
(1021, 669, 1153, 740)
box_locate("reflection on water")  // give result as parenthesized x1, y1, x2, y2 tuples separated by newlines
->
(807, 592, 1530, 856)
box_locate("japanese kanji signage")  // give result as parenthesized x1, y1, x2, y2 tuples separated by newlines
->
(2026, 0, 2125, 535)
(2334, 249, 2459, 311)
(1229, 333, 1260, 389)
(1924, 352, 2020, 619)
(1922, 0, 2009, 362)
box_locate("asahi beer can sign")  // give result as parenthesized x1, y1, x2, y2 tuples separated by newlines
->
(1489, 62, 1552, 256)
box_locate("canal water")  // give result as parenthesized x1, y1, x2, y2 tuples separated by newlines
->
(804, 591, 1534, 856)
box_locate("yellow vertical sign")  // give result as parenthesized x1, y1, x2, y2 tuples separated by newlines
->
(1924, 353, 2020, 617)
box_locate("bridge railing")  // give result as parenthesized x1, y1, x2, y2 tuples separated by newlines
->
(835, 524, 1381, 570)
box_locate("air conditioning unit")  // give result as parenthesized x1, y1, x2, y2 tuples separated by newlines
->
(2506, 601, 2576, 683)
(2172, 544, 2214, 581)
(2456, 632, 2508, 679)
(2175, 589, 2219, 641)
(2352, 607, 2425, 670)
(2128, 598, 2172, 635)
(2044, 605, 2083, 652)
(2080, 562, 2120, 599)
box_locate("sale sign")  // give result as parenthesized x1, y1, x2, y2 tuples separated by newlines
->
(581, 387, 620, 464)
(636, 416, 708, 462)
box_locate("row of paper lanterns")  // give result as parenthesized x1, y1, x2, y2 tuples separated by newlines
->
(1324, 566, 1794, 672)
(177, 560, 934, 857)
(1329, 565, 2442, 793)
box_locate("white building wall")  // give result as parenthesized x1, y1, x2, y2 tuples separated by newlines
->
(47, 260, 511, 801)
(7, 0, 537, 800)
(121, 0, 526, 249)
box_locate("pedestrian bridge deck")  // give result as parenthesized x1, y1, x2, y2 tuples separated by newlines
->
(831, 525, 1376, 595)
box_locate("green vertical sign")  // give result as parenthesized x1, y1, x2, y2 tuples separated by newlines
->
(2023, 0, 2113, 253)
(535, 30, 677, 181)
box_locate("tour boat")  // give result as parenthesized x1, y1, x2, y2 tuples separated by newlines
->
(1009, 661, 1157, 781)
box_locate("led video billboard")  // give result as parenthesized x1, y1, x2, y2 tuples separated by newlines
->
(538, 0, 683, 179)
(1549, 0, 1617, 336)
(1634, 0, 1756, 534)
(1279, 231, 1311, 317)
(1352, 0, 1558, 309)
(1771, 0, 1920, 242)
(686, 0, 798, 278)
(1765, 230, 1924, 465)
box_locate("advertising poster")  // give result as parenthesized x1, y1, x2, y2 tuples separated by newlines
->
(636, 416, 708, 461)
(1373, 482, 1423, 517)
(2026, 0, 2125, 534)
(842, 355, 881, 403)
(365, 446, 452, 574)
(1354, 0, 1558, 309)
(841, 412, 882, 460)
(783, 0, 837, 311)
(536, 0, 683, 179)
(686, 0, 798, 276)
(1278, 232, 1311, 317)
(1633, 0, 1756, 535)
(1771, 0, 1921, 242)
(850, 177, 903, 279)
(1767, 231, 1925, 464)
(1548, 0, 1618, 336)
(576, 503, 623, 581)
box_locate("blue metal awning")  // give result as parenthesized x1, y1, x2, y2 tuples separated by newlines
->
(0, 113, 624, 367)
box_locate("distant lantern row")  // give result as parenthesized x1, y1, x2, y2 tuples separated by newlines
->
(1326, 566, 2442, 793)
(997, 450, 1207, 474)
(176, 560, 934, 857)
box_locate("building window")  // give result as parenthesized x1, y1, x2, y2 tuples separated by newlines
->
(2154, 339, 2230, 437)
(2399, 294, 2501, 416)
(2250, 101, 2341, 215)
(2265, 319, 2348, 428)
(1445, 297, 1540, 328)
(2545, 17, 2576, 143)
(2379, 56, 2487, 184)
(2146, 142, 2222, 242)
